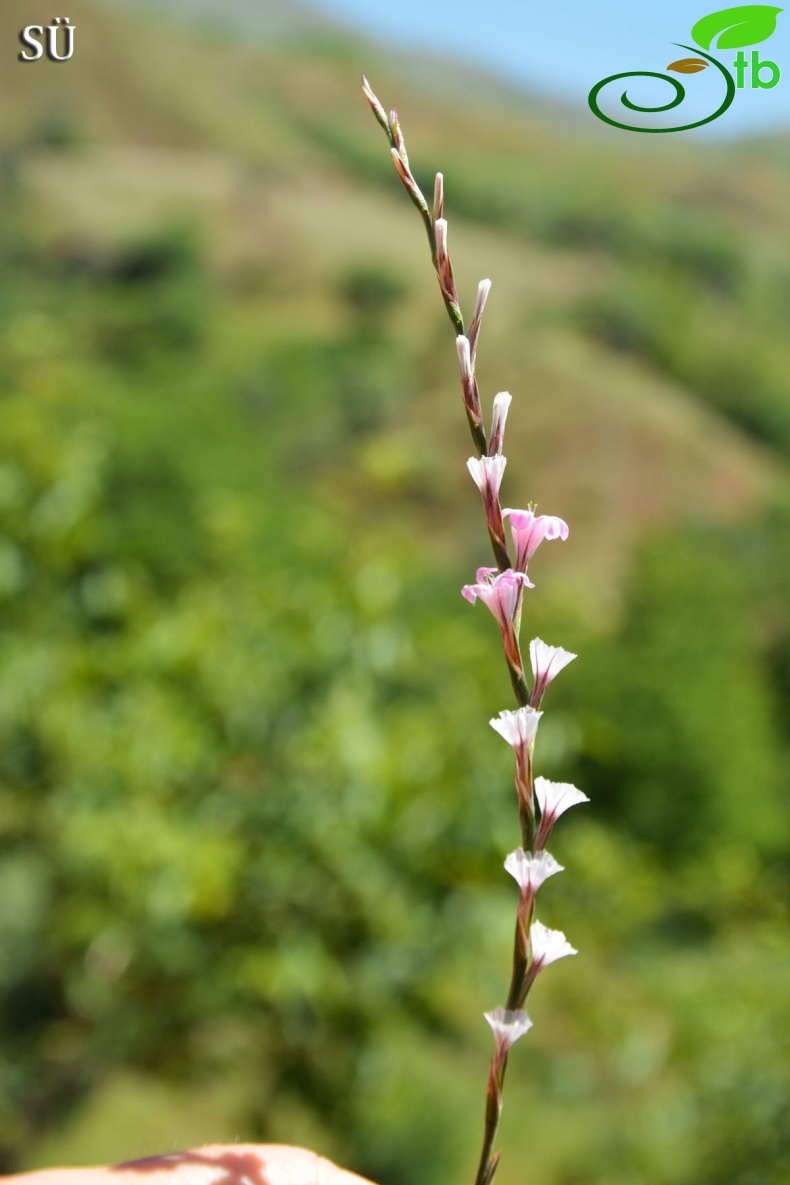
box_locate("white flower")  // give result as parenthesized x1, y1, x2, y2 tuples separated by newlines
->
(535, 777, 589, 826)
(529, 920, 577, 973)
(467, 454, 507, 498)
(484, 1006, 533, 1055)
(529, 638, 577, 701)
(489, 706, 542, 750)
(504, 848, 563, 894)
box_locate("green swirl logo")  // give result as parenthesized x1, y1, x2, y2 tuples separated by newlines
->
(588, 5, 783, 133)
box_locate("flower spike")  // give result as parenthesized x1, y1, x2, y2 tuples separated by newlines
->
(363, 81, 584, 1185)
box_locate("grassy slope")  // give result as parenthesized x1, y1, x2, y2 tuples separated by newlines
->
(3, 5, 790, 1176)
(1, 0, 788, 610)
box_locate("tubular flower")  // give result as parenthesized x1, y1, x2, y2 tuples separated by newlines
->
(529, 638, 577, 703)
(504, 847, 563, 897)
(468, 455, 507, 505)
(534, 777, 589, 848)
(462, 567, 533, 630)
(529, 921, 577, 975)
(484, 1007, 533, 1058)
(502, 509, 569, 574)
(489, 706, 542, 751)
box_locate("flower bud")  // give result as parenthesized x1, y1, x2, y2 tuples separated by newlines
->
(468, 278, 492, 363)
(361, 76, 390, 137)
(489, 391, 511, 457)
(433, 172, 444, 223)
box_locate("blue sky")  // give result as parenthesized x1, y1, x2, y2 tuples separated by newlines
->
(308, 0, 790, 137)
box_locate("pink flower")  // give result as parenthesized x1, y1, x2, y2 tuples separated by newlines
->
(534, 777, 589, 847)
(462, 567, 533, 631)
(502, 509, 569, 574)
(504, 847, 563, 896)
(484, 1006, 533, 1057)
(529, 638, 577, 703)
(489, 706, 542, 750)
(529, 921, 577, 974)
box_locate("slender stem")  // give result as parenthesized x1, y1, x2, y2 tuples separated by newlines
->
(514, 743, 536, 848)
(507, 661, 530, 709)
(364, 85, 540, 1185)
(473, 1059, 507, 1185)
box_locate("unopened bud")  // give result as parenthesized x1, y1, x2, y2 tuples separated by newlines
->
(489, 391, 512, 456)
(361, 76, 390, 138)
(434, 217, 458, 303)
(481, 1153, 501, 1185)
(390, 146, 413, 187)
(456, 334, 472, 382)
(435, 217, 448, 261)
(433, 172, 444, 223)
(468, 278, 492, 363)
(389, 107, 408, 164)
(456, 334, 483, 430)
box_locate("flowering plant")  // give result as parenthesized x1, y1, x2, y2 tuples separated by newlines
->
(363, 78, 589, 1185)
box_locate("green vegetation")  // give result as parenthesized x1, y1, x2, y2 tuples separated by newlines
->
(0, 1, 788, 1183)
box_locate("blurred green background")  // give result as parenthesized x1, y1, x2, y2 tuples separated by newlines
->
(0, 1, 789, 1181)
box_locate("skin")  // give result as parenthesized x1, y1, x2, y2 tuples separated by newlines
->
(3, 1145, 374, 1185)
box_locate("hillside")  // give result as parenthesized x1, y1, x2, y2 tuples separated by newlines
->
(2, 0, 789, 613)
(1, 3, 790, 1180)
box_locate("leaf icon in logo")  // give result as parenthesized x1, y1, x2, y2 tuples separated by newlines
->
(691, 4, 782, 50)
(667, 57, 710, 72)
